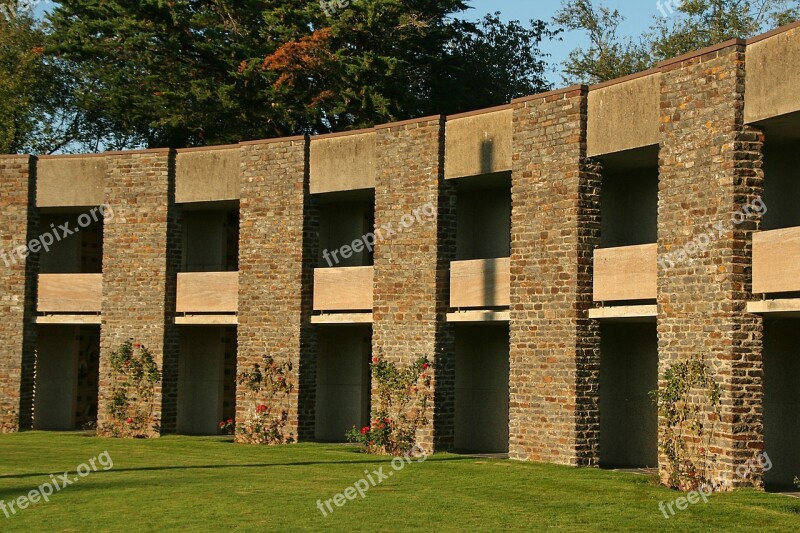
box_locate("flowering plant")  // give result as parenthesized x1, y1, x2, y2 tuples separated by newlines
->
(236, 354, 295, 445)
(346, 354, 432, 455)
(100, 340, 161, 438)
(219, 419, 235, 435)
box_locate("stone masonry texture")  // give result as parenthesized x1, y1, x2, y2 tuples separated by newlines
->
(509, 88, 602, 466)
(373, 116, 457, 453)
(658, 42, 765, 488)
(237, 138, 318, 442)
(0, 156, 38, 433)
(98, 150, 181, 436)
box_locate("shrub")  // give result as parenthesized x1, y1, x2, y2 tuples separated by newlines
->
(236, 355, 294, 445)
(100, 340, 161, 438)
(347, 354, 432, 456)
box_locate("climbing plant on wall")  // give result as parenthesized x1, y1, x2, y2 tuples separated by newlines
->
(236, 355, 295, 445)
(102, 340, 161, 438)
(347, 353, 432, 456)
(650, 355, 722, 491)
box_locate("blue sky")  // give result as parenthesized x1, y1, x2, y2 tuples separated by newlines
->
(464, 0, 658, 83)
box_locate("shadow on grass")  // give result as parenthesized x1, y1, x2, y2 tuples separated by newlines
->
(0, 455, 473, 481)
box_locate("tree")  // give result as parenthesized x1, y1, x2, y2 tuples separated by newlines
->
(430, 13, 555, 114)
(553, 0, 650, 85)
(555, 0, 800, 84)
(0, 8, 40, 153)
(45, 1, 555, 149)
(47, 0, 279, 149)
(1, 5, 63, 153)
(0, 1, 122, 154)
(649, 0, 800, 60)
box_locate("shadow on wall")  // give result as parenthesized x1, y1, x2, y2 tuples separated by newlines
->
(483, 257, 498, 308)
(480, 138, 495, 176)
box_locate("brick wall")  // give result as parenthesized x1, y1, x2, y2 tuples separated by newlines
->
(98, 150, 180, 436)
(0, 34, 784, 479)
(509, 88, 602, 465)
(237, 137, 318, 442)
(373, 116, 456, 453)
(658, 41, 765, 488)
(0, 155, 38, 433)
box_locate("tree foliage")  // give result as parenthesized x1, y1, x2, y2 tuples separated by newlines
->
(553, 0, 650, 85)
(650, 0, 800, 59)
(1, 5, 65, 153)
(41, 0, 553, 150)
(1, 1, 130, 154)
(431, 13, 555, 114)
(555, 0, 800, 84)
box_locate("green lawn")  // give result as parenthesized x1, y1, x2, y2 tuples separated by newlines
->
(0, 433, 797, 532)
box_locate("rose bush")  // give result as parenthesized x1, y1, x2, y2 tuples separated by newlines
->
(100, 340, 161, 438)
(236, 354, 295, 445)
(347, 354, 432, 456)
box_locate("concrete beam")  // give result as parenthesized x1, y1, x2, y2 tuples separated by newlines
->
(747, 299, 800, 317)
(589, 305, 657, 321)
(311, 313, 373, 325)
(174, 315, 238, 326)
(35, 315, 102, 325)
(446, 310, 510, 323)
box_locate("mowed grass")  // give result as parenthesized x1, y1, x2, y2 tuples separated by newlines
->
(0, 433, 798, 532)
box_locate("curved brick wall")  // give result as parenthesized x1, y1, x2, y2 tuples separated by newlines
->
(3, 23, 800, 489)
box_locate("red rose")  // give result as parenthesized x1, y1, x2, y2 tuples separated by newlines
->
(256, 404, 267, 413)
(422, 363, 429, 370)
(134, 343, 141, 348)
(125, 418, 133, 424)
(372, 357, 379, 364)
(421, 373, 427, 379)
(361, 426, 369, 435)
(227, 419, 233, 424)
